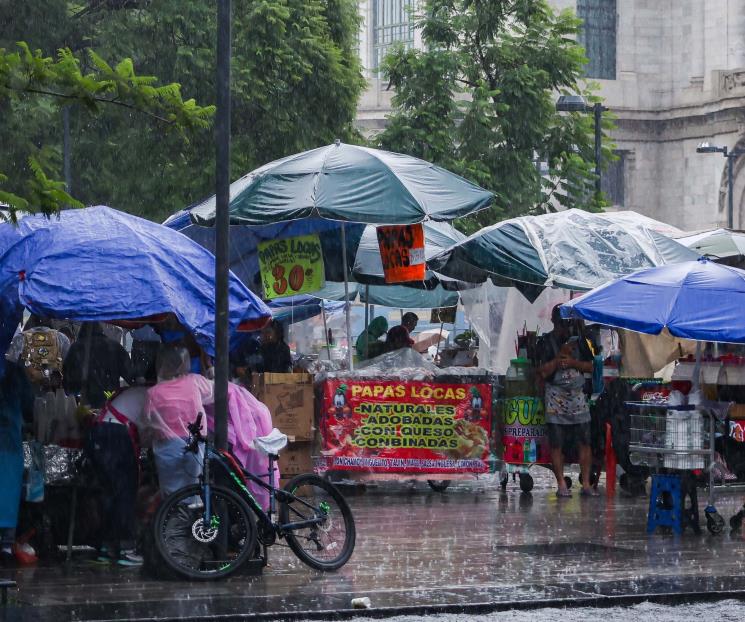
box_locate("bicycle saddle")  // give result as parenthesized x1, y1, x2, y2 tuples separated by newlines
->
(253, 428, 288, 456)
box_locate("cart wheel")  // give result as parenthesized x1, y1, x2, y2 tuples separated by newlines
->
(427, 480, 451, 493)
(590, 470, 600, 487)
(564, 476, 572, 490)
(519, 473, 534, 493)
(500, 475, 508, 492)
(705, 507, 725, 535)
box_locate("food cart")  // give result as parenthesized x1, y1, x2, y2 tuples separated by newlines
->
(315, 350, 498, 490)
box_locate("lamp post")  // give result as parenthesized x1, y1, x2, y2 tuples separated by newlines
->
(696, 142, 745, 229)
(555, 95, 607, 200)
(214, 0, 231, 451)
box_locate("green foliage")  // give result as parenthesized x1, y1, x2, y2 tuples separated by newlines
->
(0, 0, 365, 221)
(0, 40, 214, 215)
(377, 0, 615, 231)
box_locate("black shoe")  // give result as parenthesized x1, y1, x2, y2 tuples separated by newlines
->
(730, 506, 745, 531)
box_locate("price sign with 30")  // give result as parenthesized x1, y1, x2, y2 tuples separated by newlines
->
(258, 234, 325, 300)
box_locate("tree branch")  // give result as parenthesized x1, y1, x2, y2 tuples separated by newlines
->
(16, 87, 174, 125)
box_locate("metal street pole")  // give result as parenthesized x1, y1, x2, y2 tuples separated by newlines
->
(593, 103, 603, 199)
(727, 152, 734, 230)
(214, 0, 231, 451)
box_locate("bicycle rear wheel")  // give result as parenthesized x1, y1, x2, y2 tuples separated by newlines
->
(279, 473, 355, 571)
(154, 484, 256, 581)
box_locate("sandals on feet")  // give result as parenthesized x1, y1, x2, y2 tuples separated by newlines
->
(556, 488, 572, 498)
(580, 487, 600, 497)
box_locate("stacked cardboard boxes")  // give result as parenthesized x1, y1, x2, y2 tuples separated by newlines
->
(251, 372, 315, 486)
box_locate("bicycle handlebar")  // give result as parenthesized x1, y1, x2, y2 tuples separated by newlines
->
(183, 414, 204, 454)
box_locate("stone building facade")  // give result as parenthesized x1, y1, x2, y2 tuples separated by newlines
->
(356, 0, 745, 231)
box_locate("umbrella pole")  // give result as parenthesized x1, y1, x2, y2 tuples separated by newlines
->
(364, 285, 370, 359)
(435, 321, 445, 360)
(692, 341, 702, 394)
(341, 223, 353, 370)
(321, 299, 331, 354)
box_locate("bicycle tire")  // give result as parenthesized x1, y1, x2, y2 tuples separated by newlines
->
(153, 484, 257, 581)
(279, 473, 355, 571)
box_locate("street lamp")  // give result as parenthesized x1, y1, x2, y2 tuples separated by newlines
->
(696, 142, 745, 229)
(556, 95, 608, 200)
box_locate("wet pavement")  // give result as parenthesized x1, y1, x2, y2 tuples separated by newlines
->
(2, 468, 745, 621)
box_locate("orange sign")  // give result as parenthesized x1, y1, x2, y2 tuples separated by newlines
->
(376, 223, 426, 283)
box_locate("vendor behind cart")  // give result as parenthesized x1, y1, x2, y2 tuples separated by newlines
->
(536, 304, 596, 498)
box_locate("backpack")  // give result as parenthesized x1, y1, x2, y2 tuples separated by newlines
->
(21, 329, 63, 385)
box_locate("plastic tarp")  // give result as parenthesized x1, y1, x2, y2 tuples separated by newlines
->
(188, 142, 493, 226)
(676, 228, 745, 266)
(460, 282, 570, 374)
(430, 209, 699, 292)
(164, 211, 365, 289)
(0, 207, 271, 359)
(562, 259, 745, 343)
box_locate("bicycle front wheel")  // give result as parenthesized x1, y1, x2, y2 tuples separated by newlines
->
(154, 484, 256, 581)
(279, 473, 355, 571)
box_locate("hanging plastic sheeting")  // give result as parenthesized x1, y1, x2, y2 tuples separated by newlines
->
(430, 209, 699, 294)
(460, 282, 569, 374)
(187, 142, 493, 226)
(0, 207, 271, 360)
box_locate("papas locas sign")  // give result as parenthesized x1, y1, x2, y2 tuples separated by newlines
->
(320, 379, 492, 474)
(258, 234, 325, 300)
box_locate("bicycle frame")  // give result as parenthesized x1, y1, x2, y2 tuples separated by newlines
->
(194, 440, 327, 551)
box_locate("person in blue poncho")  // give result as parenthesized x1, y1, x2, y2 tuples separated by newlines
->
(0, 360, 34, 562)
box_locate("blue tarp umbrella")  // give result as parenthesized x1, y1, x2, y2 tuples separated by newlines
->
(0, 206, 271, 359)
(561, 258, 745, 343)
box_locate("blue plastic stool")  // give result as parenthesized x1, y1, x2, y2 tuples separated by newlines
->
(647, 474, 683, 535)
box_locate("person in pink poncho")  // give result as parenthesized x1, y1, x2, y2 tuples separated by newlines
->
(144, 345, 214, 497)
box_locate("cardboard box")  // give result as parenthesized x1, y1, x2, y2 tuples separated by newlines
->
(278, 441, 314, 482)
(253, 373, 315, 440)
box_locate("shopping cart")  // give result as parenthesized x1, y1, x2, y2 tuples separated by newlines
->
(626, 401, 725, 533)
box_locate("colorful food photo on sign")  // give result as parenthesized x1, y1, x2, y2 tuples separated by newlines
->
(320, 379, 492, 474)
(258, 233, 325, 299)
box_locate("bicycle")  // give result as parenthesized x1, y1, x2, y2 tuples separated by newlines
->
(153, 415, 355, 580)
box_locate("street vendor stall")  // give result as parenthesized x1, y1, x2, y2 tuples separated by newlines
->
(430, 210, 700, 494)
(562, 257, 745, 534)
(0, 206, 271, 559)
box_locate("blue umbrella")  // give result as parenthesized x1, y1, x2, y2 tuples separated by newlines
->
(561, 258, 745, 343)
(0, 207, 271, 359)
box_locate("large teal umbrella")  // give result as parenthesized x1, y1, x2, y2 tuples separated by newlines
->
(185, 142, 492, 368)
(188, 141, 493, 226)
